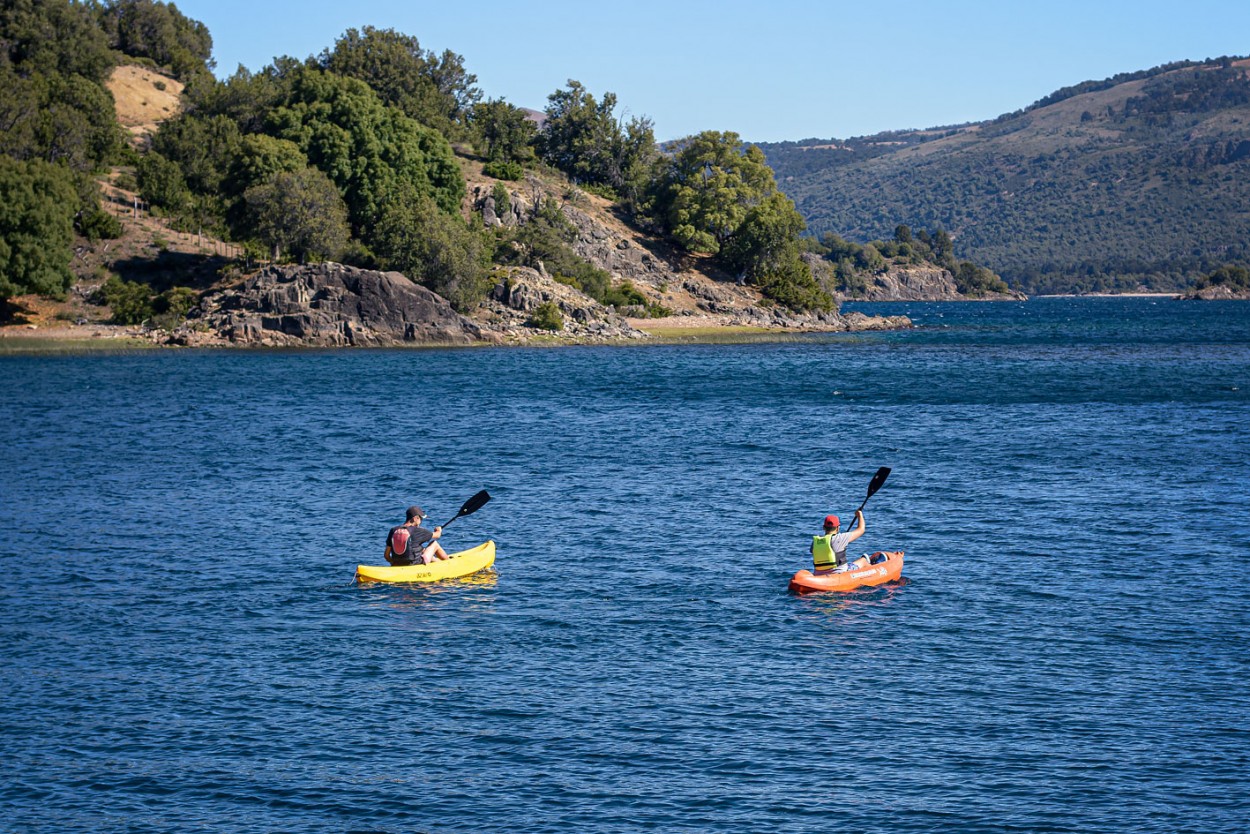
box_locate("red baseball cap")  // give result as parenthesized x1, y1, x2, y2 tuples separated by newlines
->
(824, 514, 840, 527)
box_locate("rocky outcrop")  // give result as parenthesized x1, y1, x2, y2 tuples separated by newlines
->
(470, 181, 685, 291)
(1177, 285, 1250, 300)
(862, 266, 963, 300)
(846, 264, 1026, 301)
(465, 175, 917, 335)
(475, 266, 648, 341)
(180, 263, 485, 346)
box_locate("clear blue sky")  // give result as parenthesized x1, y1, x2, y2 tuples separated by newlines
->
(173, 0, 1250, 143)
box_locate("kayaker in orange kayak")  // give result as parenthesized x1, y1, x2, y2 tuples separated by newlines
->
(385, 505, 449, 566)
(811, 510, 866, 573)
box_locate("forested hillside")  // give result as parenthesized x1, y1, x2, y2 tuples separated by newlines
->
(761, 58, 1250, 294)
(1, 1, 847, 327)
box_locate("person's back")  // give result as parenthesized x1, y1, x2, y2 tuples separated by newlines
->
(811, 511, 865, 572)
(386, 506, 435, 566)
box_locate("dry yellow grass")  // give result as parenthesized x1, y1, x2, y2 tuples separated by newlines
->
(106, 65, 184, 144)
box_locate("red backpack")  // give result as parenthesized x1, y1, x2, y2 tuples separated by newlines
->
(391, 527, 411, 557)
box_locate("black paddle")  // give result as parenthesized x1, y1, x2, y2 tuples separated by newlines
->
(849, 467, 891, 522)
(438, 489, 492, 530)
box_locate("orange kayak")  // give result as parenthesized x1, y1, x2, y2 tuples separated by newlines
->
(789, 551, 905, 594)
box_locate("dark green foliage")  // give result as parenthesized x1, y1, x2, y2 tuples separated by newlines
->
(472, 98, 536, 164)
(761, 57, 1250, 294)
(0, 156, 77, 301)
(721, 192, 808, 281)
(318, 26, 480, 140)
(98, 0, 215, 84)
(265, 65, 465, 232)
(242, 167, 350, 263)
(150, 285, 197, 328)
(136, 151, 189, 211)
(483, 160, 523, 181)
(151, 114, 242, 195)
(0, 0, 115, 83)
(954, 262, 1011, 296)
(73, 174, 123, 242)
(187, 63, 291, 135)
(527, 300, 563, 331)
(538, 80, 657, 212)
(656, 131, 779, 255)
(373, 189, 494, 312)
(100, 275, 153, 324)
(1194, 264, 1250, 291)
(649, 131, 831, 311)
(755, 256, 833, 312)
(811, 227, 1004, 297)
(0, 68, 121, 171)
(227, 135, 306, 189)
(76, 203, 123, 242)
(491, 182, 511, 217)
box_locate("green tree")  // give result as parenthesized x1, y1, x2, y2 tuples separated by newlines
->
(755, 255, 832, 311)
(537, 80, 656, 204)
(100, 275, 153, 324)
(99, 0, 214, 83)
(855, 243, 886, 272)
(73, 173, 123, 242)
(223, 134, 306, 230)
(658, 131, 777, 255)
(472, 98, 536, 164)
(372, 189, 494, 311)
(319, 26, 480, 138)
(721, 192, 808, 281)
(136, 151, 190, 212)
(151, 113, 242, 195)
(0, 69, 121, 171)
(243, 167, 350, 263)
(188, 62, 291, 135)
(954, 261, 1010, 296)
(226, 134, 307, 192)
(1196, 264, 1250, 290)
(0, 0, 114, 83)
(527, 300, 564, 331)
(0, 156, 77, 302)
(265, 65, 465, 233)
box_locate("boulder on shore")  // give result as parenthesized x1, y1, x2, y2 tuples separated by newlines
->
(182, 263, 485, 346)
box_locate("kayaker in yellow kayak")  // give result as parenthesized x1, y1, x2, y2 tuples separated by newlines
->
(811, 511, 866, 573)
(385, 505, 449, 566)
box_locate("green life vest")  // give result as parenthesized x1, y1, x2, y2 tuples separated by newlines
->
(812, 533, 840, 569)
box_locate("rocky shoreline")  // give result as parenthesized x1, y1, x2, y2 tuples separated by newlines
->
(0, 261, 915, 350)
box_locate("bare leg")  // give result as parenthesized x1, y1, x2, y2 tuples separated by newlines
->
(422, 542, 450, 563)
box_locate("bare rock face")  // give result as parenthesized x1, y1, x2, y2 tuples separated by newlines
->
(1177, 284, 1250, 300)
(185, 263, 484, 346)
(864, 266, 964, 301)
(476, 266, 648, 341)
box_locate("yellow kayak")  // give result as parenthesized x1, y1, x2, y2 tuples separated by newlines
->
(355, 540, 496, 584)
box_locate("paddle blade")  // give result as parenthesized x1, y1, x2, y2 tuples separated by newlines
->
(457, 489, 492, 517)
(865, 467, 891, 499)
(439, 490, 491, 529)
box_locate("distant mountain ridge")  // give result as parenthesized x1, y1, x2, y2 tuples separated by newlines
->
(759, 57, 1250, 294)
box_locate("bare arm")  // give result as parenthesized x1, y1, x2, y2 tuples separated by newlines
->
(847, 510, 866, 543)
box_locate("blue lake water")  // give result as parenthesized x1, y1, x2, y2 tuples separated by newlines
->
(2, 297, 1249, 832)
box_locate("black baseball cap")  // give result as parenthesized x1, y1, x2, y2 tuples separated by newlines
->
(406, 505, 425, 521)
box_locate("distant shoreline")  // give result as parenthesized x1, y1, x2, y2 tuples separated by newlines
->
(1033, 292, 1177, 298)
